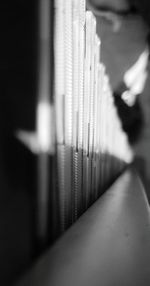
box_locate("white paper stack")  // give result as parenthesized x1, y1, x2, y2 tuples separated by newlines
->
(54, 0, 134, 233)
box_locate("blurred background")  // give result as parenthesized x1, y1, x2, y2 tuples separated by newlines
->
(88, 0, 150, 201)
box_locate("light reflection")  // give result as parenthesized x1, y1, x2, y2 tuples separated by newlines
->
(37, 101, 55, 153)
(124, 48, 149, 95)
(16, 101, 55, 154)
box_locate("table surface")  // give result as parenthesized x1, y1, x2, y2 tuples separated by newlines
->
(15, 167, 150, 286)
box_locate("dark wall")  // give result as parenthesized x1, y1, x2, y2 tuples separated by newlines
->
(129, 0, 150, 27)
(1, 0, 37, 132)
(0, 1, 38, 284)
